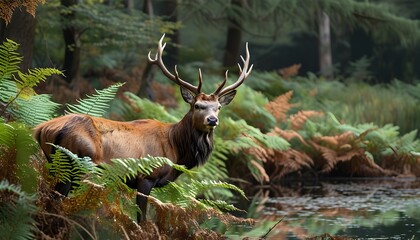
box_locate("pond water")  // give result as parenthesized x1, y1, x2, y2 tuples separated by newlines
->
(230, 178, 420, 239)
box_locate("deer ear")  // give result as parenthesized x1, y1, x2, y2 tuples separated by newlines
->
(180, 87, 195, 104)
(219, 90, 236, 106)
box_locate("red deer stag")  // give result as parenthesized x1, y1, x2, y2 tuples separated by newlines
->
(34, 34, 252, 222)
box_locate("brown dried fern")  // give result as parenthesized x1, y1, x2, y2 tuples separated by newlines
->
(62, 181, 107, 214)
(289, 110, 324, 131)
(271, 127, 308, 145)
(315, 131, 355, 147)
(278, 64, 301, 79)
(265, 91, 295, 124)
(265, 149, 314, 182)
(147, 194, 254, 240)
(0, 0, 45, 24)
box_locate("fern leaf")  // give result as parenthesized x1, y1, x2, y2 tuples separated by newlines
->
(46, 144, 95, 186)
(0, 39, 21, 82)
(290, 110, 324, 131)
(7, 94, 60, 126)
(264, 90, 295, 123)
(13, 123, 38, 193)
(193, 179, 246, 200)
(16, 68, 63, 94)
(0, 122, 38, 192)
(121, 92, 179, 122)
(90, 156, 191, 193)
(66, 82, 125, 117)
(0, 79, 18, 103)
(0, 122, 14, 147)
(47, 149, 74, 184)
(198, 199, 242, 212)
(152, 178, 246, 211)
(0, 180, 37, 240)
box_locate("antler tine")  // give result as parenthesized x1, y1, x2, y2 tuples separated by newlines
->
(215, 42, 253, 96)
(213, 70, 228, 95)
(197, 68, 203, 93)
(148, 34, 200, 94)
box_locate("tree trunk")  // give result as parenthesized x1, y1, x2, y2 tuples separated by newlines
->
(124, 0, 134, 11)
(60, 0, 81, 84)
(137, 0, 156, 99)
(138, 0, 178, 99)
(142, 0, 154, 16)
(0, 7, 36, 72)
(318, 11, 333, 79)
(159, 0, 178, 66)
(223, 0, 243, 70)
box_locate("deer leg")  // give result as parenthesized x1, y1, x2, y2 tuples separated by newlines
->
(54, 181, 72, 196)
(137, 178, 156, 222)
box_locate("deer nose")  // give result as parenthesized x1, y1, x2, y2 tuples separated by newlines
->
(207, 116, 218, 126)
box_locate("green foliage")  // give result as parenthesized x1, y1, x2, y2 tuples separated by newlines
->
(66, 82, 125, 117)
(218, 118, 289, 151)
(222, 85, 277, 132)
(0, 180, 38, 240)
(16, 68, 62, 91)
(180, 0, 420, 45)
(114, 92, 179, 122)
(47, 147, 74, 184)
(0, 121, 39, 193)
(43, 144, 246, 227)
(35, 1, 180, 71)
(265, 71, 420, 136)
(151, 179, 246, 212)
(0, 39, 61, 126)
(345, 55, 373, 82)
(0, 39, 21, 81)
(7, 95, 60, 127)
(92, 156, 191, 192)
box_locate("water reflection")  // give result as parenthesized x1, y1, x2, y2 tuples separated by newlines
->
(245, 179, 420, 239)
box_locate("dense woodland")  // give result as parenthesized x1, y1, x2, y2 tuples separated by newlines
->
(1, 0, 420, 239)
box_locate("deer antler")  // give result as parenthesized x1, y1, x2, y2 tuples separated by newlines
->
(213, 42, 253, 96)
(148, 34, 202, 94)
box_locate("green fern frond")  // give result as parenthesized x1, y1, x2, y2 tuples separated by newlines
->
(223, 85, 276, 132)
(7, 94, 60, 126)
(0, 122, 38, 193)
(198, 199, 242, 212)
(0, 180, 37, 240)
(97, 156, 191, 187)
(47, 148, 75, 184)
(45, 144, 95, 189)
(383, 130, 420, 156)
(0, 79, 18, 103)
(66, 82, 125, 117)
(0, 39, 61, 124)
(13, 123, 38, 193)
(0, 39, 21, 81)
(192, 179, 246, 200)
(0, 122, 14, 147)
(16, 68, 63, 91)
(121, 92, 179, 122)
(152, 179, 246, 210)
(220, 118, 289, 151)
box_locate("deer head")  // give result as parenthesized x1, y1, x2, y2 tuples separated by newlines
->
(148, 34, 253, 133)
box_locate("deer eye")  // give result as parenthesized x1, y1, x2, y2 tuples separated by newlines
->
(194, 104, 206, 110)
(218, 105, 222, 110)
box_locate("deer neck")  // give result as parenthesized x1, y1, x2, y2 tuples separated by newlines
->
(170, 112, 214, 169)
